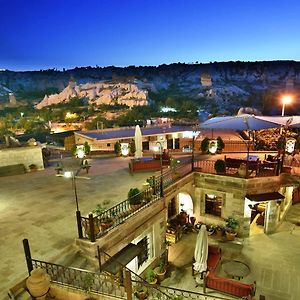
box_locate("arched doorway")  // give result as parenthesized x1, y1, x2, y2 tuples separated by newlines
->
(177, 192, 194, 218)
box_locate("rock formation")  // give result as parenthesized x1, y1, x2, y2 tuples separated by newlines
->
(35, 81, 148, 109)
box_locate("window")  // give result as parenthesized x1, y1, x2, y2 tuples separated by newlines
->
(107, 143, 111, 147)
(137, 237, 149, 268)
(205, 194, 222, 217)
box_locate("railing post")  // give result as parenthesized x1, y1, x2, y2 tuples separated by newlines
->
(124, 269, 133, 300)
(23, 238, 33, 276)
(76, 210, 83, 239)
(89, 213, 96, 242)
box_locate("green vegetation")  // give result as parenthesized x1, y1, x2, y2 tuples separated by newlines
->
(128, 188, 142, 205)
(214, 159, 226, 174)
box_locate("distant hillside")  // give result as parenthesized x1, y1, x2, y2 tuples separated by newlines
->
(0, 60, 300, 113)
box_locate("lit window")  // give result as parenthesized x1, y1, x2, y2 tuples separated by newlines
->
(205, 194, 222, 217)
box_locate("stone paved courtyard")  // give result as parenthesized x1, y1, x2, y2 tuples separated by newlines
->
(1, 154, 300, 300)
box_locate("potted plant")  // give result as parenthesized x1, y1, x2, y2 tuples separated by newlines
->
(214, 159, 226, 174)
(128, 187, 143, 211)
(201, 137, 210, 154)
(215, 224, 225, 238)
(135, 284, 148, 299)
(93, 201, 113, 231)
(277, 135, 286, 154)
(154, 259, 167, 282)
(146, 269, 157, 286)
(217, 136, 225, 153)
(225, 216, 239, 241)
(238, 162, 247, 178)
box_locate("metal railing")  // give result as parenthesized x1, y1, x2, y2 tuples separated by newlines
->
(194, 160, 279, 178)
(31, 259, 126, 299)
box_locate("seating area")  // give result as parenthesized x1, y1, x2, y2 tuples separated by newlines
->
(204, 245, 256, 298)
(224, 155, 279, 177)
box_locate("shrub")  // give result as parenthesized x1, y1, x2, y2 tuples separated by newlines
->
(114, 141, 121, 156)
(146, 269, 156, 283)
(217, 136, 225, 151)
(214, 159, 226, 173)
(128, 188, 142, 205)
(201, 137, 210, 153)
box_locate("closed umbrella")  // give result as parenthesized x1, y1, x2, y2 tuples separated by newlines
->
(193, 225, 208, 274)
(134, 125, 143, 159)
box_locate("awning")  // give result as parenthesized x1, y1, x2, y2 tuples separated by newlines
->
(102, 243, 143, 275)
(246, 192, 285, 202)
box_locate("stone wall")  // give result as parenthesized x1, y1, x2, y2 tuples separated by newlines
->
(194, 172, 284, 236)
(0, 146, 44, 171)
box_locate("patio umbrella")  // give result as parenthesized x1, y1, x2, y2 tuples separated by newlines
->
(193, 225, 208, 273)
(200, 114, 283, 159)
(134, 125, 143, 158)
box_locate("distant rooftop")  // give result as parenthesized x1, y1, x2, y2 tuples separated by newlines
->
(76, 125, 193, 141)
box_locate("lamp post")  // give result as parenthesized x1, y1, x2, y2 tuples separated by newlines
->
(280, 95, 292, 134)
(191, 127, 199, 171)
(154, 141, 163, 197)
(64, 170, 82, 238)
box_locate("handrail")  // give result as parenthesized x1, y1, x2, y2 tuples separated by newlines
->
(31, 258, 126, 298)
(101, 250, 171, 299)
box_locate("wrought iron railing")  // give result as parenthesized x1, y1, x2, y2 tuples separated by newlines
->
(194, 160, 279, 178)
(80, 160, 193, 241)
(81, 185, 160, 241)
(159, 285, 236, 300)
(31, 259, 126, 299)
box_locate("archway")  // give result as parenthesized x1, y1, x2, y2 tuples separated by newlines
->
(177, 192, 194, 218)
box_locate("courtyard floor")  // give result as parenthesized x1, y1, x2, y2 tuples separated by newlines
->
(1, 153, 300, 300)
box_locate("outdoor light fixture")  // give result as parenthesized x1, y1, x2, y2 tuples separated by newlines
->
(121, 143, 129, 156)
(280, 95, 293, 134)
(208, 139, 218, 154)
(64, 171, 72, 178)
(285, 138, 296, 155)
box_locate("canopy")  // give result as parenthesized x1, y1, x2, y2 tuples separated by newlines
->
(193, 224, 208, 273)
(199, 114, 284, 131)
(134, 125, 143, 158)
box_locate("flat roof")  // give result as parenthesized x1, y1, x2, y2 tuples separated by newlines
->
(76, 125, 193, 141)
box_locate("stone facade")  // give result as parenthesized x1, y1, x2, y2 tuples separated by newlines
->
(0, 146, 44, 171)
(193, 172, 293, 236)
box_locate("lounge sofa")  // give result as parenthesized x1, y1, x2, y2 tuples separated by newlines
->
(204, 245, 256, 299)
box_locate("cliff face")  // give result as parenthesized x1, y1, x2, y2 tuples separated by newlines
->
(0, 61, 300, 111)
(35, 81, 148, 109)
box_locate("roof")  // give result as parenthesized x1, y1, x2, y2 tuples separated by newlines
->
(76, 125, 193, 141)
(246, 192, 284, 202)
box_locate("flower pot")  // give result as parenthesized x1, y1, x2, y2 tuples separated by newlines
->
(225, 231, 237, 241)
(135, 287, 148, 299)
(26, 268, 50, 300)
(216, 228, 223, 238)
(100, 220, 113, 231)
(130, 203, 142, 211)
(154, 267, 166, 282)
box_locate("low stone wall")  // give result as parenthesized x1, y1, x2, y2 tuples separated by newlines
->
(0, 146, 44, 171)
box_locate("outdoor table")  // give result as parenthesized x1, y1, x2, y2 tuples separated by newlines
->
(221, 260, 250, 280)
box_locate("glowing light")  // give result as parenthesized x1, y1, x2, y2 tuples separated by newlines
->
(282, 95, 292, 105)
(64, 171, 72, 178)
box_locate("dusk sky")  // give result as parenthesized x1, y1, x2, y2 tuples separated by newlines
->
(1, 0, 300, 71)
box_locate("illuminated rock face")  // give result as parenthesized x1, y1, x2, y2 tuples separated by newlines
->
(35, 81, 148, 109)
(200, 72, 212, 87)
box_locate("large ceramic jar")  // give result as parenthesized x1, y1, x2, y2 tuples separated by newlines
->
(26, 268, 50, 300)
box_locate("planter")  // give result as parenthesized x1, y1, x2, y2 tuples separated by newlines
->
(225, 231, 237, 241)
(135, 287, 148, 299)
(130, 203, 143, 211)
(216, 228, 224, 238)
(238, 163, 247, 178)
(154, 267, 167, 282)
(147, 278, 157, 286)
(26, 268, 50, 300)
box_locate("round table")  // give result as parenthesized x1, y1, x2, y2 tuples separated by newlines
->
(222, 260, 250, 280)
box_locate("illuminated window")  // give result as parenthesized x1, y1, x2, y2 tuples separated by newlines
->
(205, 194, 222, 217)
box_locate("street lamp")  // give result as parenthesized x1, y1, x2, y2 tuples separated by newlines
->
(191, 128, 199, 171)
(64, 170, 83, 238)
(154, 141, 163, 197)
(280, 95, 293, 134)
